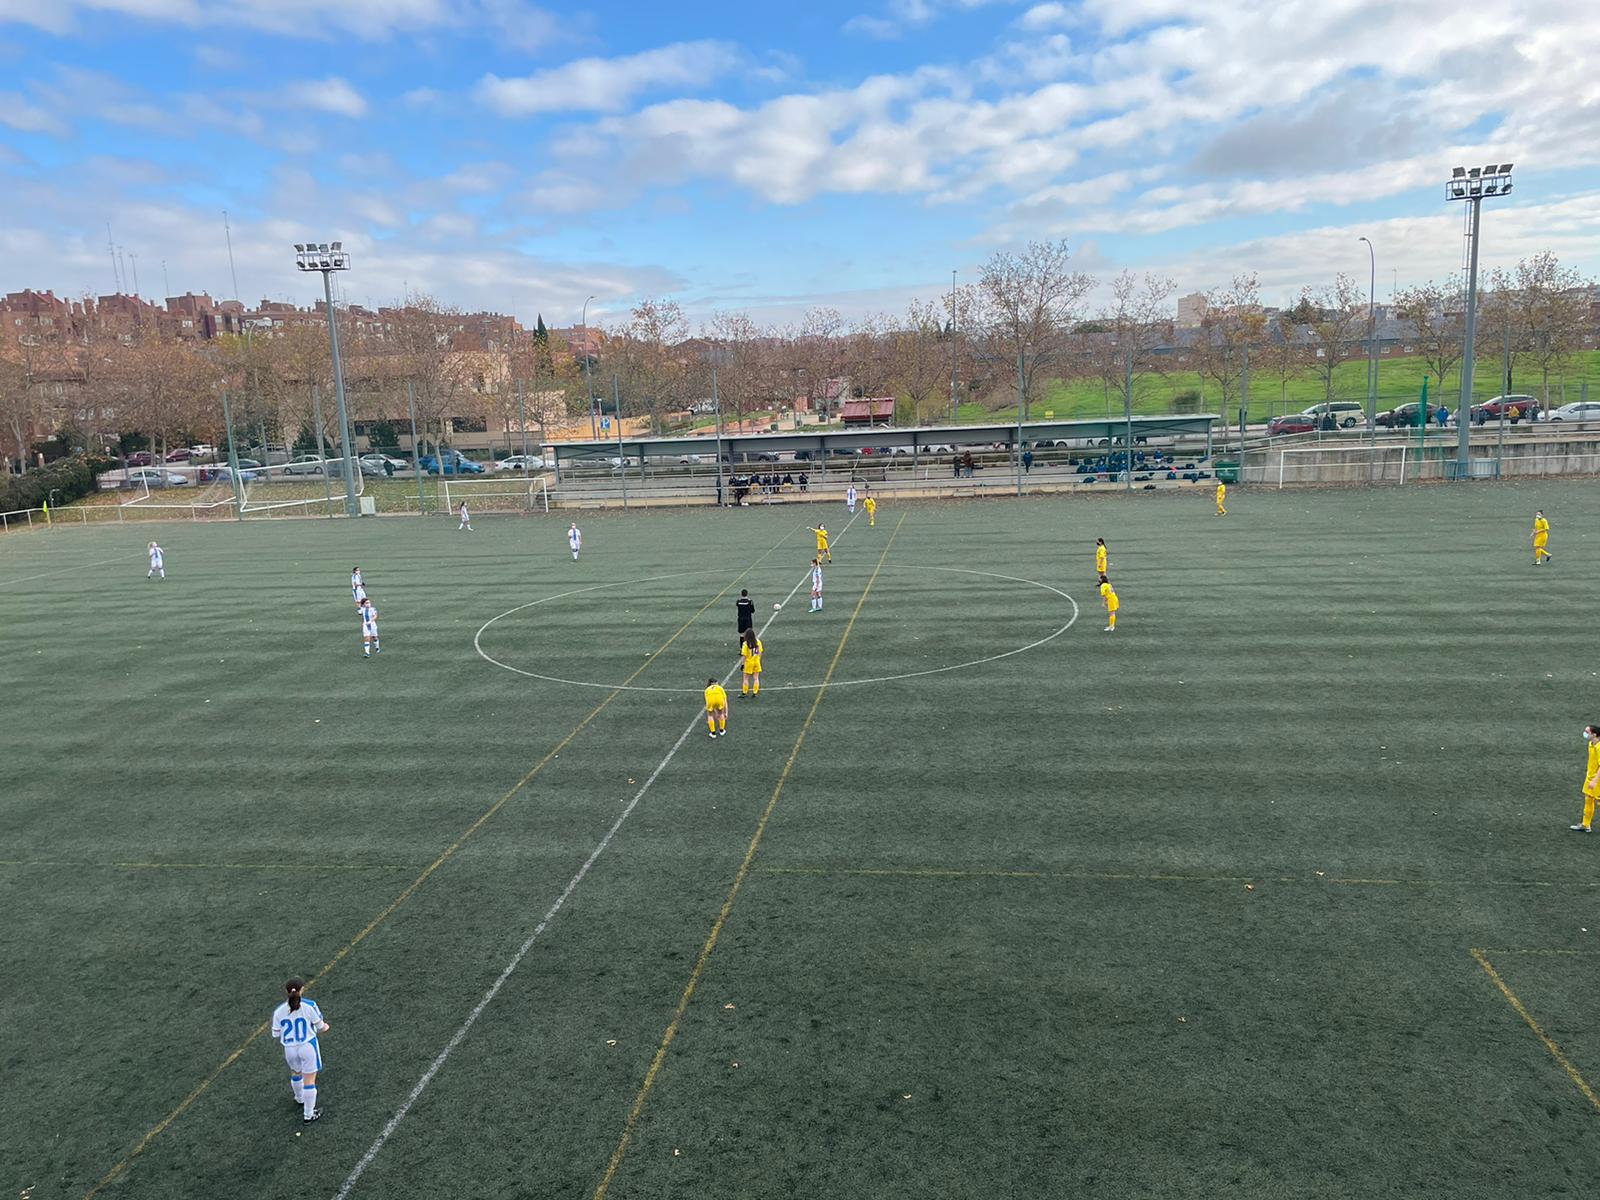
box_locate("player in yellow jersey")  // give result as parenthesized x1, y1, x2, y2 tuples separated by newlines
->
(1570, 724, 1600, 832)
(1215, 480, 1227, 516)
(1098, 573, 1119, 632)
(1094, 538, 1107, 576)
(704, 678, 728, 738)
(739, 629, 764, 697)
(808, 524, 831, 562)
(863, 492, 877, 526)
(1531, 510, 1552, 565)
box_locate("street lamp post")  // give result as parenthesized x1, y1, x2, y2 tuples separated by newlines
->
(294, 242, 359, 516)
(1445, 163, 1514, 478)
(1358, 236, 1376, 435)
(582, 295, 597, 439)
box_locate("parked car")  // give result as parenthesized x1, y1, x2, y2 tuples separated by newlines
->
(417, 452, 486, 475)
(232, 457, 263, 470)
(1375, 402, 1428, 429)
(1300, 401, 1365, 428)
(124, 468, 191, 488)
(189, 443, 216, 457)
(283, 454, 327, 476)
(1472, 395, 1540, 424)
(361, 453, 409, 471)
(125, 451, 157, 466)
(496, 454, 545, 471)
(1548, 402, 1600, 422)
(165, 447, 198, 463)
(1267, 414, 1316, 436)
(207, 465, 262, 483)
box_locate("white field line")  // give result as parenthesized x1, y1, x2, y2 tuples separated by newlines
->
(0, 554, 141, 588)
(331, 513, 861, 1199)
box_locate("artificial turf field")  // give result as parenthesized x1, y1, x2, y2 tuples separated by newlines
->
(5, 482, 1600, 1200)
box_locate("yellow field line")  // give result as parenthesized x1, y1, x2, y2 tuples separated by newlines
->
(1470, 948, 1600, 1117)
(593, 511, 905, 1200)
(82, 530, 799, 1200)
(1, 860, 415, 871)
(1473, 948, 1600, 957)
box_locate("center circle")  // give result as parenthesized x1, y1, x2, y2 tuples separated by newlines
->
(473, 566, 1079, 693)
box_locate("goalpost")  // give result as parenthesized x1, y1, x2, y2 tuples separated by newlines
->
(1276, 445, 1412, 488)
(442, 477, 550, 515)
(238, 460, 365, 517)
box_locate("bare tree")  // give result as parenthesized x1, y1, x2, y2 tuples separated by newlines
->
(608, 298, 691, 434)
(795, 307, 847, 420)
(385, 295, 474, 453)
(976, 239, 1095, 417)
(887, 299, 951, 426)
(1085, 269, 1176, 420)
(1192, 273, 1268, 422)
(704, 311, 776, 429)
(1258, 323, 1311, 419)
(1298, 275, 1367, 406)
(1392, 276, 1466, 398)
(0, 353, 37, 470)
(1487, 252, 1593, 406)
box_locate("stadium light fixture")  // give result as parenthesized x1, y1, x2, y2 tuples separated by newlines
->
(294, 241, 359, 516)
(1444, 161, 1514, 478)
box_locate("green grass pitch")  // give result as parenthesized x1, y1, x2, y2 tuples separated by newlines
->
(5, 483, 1600, 1199)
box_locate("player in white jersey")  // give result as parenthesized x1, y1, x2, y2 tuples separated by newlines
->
(458, 501, 472, 531)
(350, 567, 365, 603)
(359, 597, 380, 657)
(846, 484, 857, 514)
(146, 541, 165, 579)
(271, 977, 329, 1122)
(568, 522, 582, 560)
(809, 557, 824, 612)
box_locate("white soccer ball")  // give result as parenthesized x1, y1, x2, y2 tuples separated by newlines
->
(773, 602, 782, 610)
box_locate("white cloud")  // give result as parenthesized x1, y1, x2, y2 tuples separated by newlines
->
(279, 77, 368, 118)
(0, 90, 68, 135)
(844, 0, 1010, 39)
(477, 41, 740, 116)
(1016, 2, 1069, 30)
(0, 0, 561, 42)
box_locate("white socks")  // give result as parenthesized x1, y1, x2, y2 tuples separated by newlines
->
(302, 1084, 317, 1118)
(291, 1075, 303, 1103)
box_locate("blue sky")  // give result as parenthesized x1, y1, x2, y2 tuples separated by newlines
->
(2, 0, 1597, 327)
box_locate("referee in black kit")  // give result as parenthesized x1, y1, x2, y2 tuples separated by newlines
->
(736, 589, 755, 637)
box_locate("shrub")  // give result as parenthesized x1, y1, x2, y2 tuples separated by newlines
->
(0, 455, 102, 514)
(1172, 389, 1202, 414)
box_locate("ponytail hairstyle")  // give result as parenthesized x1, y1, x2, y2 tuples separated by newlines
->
(285, 976, 305, 1011)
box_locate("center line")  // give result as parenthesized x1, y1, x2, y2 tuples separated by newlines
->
(593, 511, 904, 1199)
(330, 511, 864, 1200)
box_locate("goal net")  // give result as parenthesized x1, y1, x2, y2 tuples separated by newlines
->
(442, 477, 549, 515)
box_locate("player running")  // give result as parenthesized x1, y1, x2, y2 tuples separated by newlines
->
(458, 501, 472, 531)
(1094, 538, 1107, 576)
(740, 628, 764, 698)
(1215, 481, 1227, 516)
(359, 596, 380, 657)
(1098, 572, 1119, 632)
(350, 567, 365, 603)
(271, 977, 329, 1123)
(1572, 724, 1600, 833)
(809, 557, 824, 612)
(568, 522, 582, 560)
(808, 524, 831, 563)
(704, 677, 729, 738)
(1532, 510, 1552, 565)
(864, 490, 877, 526)
(146, 541, 165, 579)
(846, 484, 858, 514)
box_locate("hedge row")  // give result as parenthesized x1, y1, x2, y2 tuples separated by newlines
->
(0, 457, 102, 515)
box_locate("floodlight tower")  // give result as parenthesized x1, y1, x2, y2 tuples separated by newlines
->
(1445, 163, 1514, 477)
(294, 241, 360, 515)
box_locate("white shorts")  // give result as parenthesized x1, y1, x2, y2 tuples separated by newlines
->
(283, 1039, 323, 1074)
(362, 624, 378, 639)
